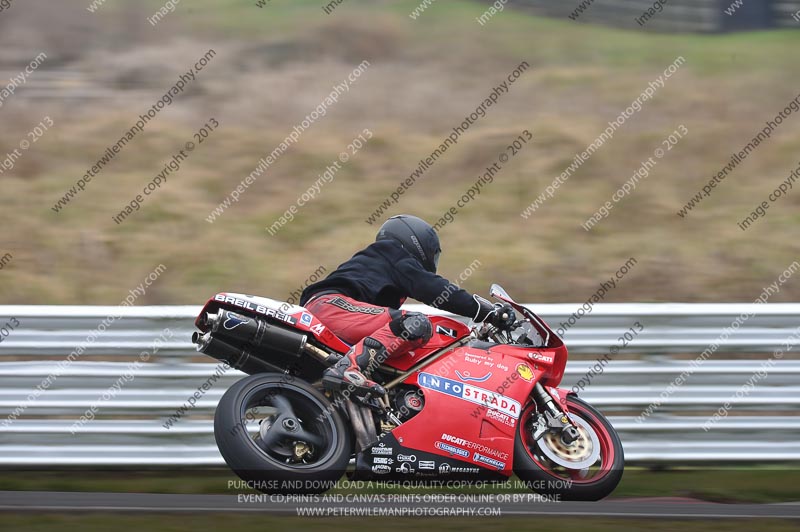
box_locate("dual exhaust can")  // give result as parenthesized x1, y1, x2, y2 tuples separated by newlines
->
(205, 310, 307, 356)
(192, 331, 283, 375)
(192, 309, 308, 374)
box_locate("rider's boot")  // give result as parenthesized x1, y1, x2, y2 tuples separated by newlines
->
(322, 336, 387, 397)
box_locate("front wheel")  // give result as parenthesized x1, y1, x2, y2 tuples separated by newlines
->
(214, 373, 352, 494)
(514, 395, 624, 501)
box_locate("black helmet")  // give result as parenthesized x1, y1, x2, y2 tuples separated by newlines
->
(377, 215, 441, 273)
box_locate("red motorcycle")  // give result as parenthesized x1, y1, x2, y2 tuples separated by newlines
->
(193, 284, 623, 500)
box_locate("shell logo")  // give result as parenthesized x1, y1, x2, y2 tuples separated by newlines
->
(516, 363, 533, 382)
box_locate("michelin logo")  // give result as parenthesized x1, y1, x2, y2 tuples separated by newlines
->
(473, 452, 505, 470)
(418, 372, 521, 417)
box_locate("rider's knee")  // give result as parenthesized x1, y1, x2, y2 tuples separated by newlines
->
(389, 311, 433, 343)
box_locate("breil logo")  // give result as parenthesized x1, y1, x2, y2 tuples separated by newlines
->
(214, 294, 296, 325)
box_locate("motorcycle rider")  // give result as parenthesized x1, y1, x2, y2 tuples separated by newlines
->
(300, 214, 515, 397)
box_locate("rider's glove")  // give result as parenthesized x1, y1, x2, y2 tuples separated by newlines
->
(488, 303, 516, 330)
(473, 295, 495, 322)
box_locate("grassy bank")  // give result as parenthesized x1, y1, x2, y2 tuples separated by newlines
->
(0, 1, 799, 305)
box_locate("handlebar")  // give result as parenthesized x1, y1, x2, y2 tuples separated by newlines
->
(474, 317, 524, 342)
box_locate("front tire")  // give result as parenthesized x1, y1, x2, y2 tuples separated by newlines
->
(214, 373, 352, 494)
(514, 395, 624, 501)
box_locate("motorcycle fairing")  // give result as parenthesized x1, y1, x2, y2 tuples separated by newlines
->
(382, 315, 471, 371)
(489, 284, 569, 385)
(353, 433, 506, 482)
(197, 292, 351, 353)
(389, 342, 551, 475)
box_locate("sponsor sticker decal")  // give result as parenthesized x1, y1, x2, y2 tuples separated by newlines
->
(464, 353, 491, 366)
(486, 408, 516, 427)
(371, 464, 391, 474)
(527, 352, 553, 363)
(371, 444, 393, 455)
(473, 452, 505, 470)
(436, 463, 479, 474)
(396, 462, 415, 474)
(223, 311, 250, 330)
(397, 454, 417, 462)
(418, 460, 436, 470)
(441, 433, 509, 460)
(418, 372, 521, 417)
(435, 441, 469, 458)
(455, 370, 492, 383)
(300, 312, 313, 326)
(215, 295, 298, 325)
(516, 363, 533, 382)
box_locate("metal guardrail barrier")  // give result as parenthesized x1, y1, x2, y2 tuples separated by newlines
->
(0, 304, 797, 466)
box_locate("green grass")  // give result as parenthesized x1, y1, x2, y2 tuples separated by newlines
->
(173, 0, 800, 74)
(2, 1, 800, 305)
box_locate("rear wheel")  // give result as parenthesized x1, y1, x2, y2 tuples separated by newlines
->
(514, 395, 623, 501)
(214, 373, 352, 494)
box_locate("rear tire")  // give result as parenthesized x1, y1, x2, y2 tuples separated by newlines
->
(514, 395, 624, 501)
(214, 373, 352, 494)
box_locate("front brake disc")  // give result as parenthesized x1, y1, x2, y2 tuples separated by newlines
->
(536, 414, 601, 470)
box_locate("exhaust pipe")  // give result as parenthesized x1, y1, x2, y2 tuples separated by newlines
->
(205, 310, 307, 357)
(194, 309, 340, 374)
(193, 331, 284, 375)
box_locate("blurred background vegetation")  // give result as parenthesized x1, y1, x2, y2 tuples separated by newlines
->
(0, 0, 799, 305)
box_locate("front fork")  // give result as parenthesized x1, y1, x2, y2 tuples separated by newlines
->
(531, 382, 580, 445)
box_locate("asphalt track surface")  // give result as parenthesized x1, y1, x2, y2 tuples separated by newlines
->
(0, 492, 798, 518)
